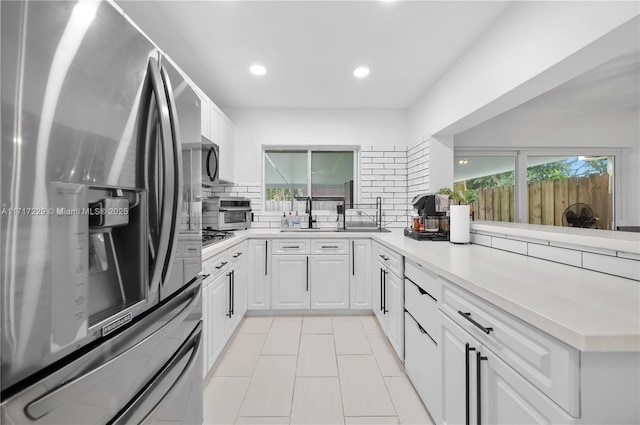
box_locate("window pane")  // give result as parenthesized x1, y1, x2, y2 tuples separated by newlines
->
(526, 155, 613, 229)
(454, 155, 515, 222)
(311, 151, 353, 211)
(264, 151, 308, 212)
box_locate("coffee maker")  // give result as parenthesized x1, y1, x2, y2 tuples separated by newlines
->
(405, 193, 450, 241)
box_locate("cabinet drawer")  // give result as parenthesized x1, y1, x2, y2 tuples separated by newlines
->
(373, 242, 403, 277)
(405, 260, 439, 300)
(206, 250, 230, 280)
(311, 239, 349, 254)
(272, 239, 310, 254)
(405, 279, 439, 343)
(405, 312, 441, 424)
(441, 282, 579, 416)
(227, 241, 248, 263)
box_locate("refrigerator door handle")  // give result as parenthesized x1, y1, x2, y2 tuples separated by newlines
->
(146, 58, 175, 296)
(109, 322, 203, 425)
(24, 277, 202, 421)
(159, 63, 183, 286)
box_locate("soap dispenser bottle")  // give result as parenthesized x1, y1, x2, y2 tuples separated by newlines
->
(293, 212, 300, 229)
(281, 212, 288, 228)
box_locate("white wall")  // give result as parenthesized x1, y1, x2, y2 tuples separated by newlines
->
(407, 1, 639, 142)
(225, 108, 408, 183)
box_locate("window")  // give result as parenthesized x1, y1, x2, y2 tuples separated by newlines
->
(526, 155, 614, 230)
(454, 154, 516, 222)
(264, 148, 355, 213)
(454, 150, 616, 229)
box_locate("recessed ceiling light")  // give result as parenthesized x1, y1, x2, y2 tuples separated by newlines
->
(353, 67, 370, 78)
(250, 64, 266, 76)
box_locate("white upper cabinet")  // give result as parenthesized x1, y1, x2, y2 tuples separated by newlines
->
(219, 115, 235, 182)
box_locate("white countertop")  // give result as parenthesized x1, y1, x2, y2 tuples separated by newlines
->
(203, 228, 640, 352)
(472, 221, 640, 255)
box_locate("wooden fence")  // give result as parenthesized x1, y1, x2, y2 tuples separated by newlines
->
(471, 174, 613, 230)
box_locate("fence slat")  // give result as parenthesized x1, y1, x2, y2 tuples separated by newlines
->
(500, 186, 509, 222)
(530, 182, 542, 224)
(541, 180, 555, 225)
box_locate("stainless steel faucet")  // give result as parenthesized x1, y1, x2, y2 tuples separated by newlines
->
(306, 197, 315, 228)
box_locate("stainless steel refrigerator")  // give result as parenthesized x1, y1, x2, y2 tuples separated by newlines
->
(1, 1, 204, 423)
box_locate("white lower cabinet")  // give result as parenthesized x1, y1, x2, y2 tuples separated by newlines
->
(350, 239, 371, 309)
(440, 312, 573, 425)
(271, 254, 310, 309)
(247, 239, 270, 310)
(405, 312, 441, 424)
(208, 272, 229, 373)
(372, 241, 404, 360)
(310, 254, 349, 309)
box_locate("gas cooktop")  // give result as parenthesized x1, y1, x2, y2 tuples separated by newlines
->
(202, 228, 235, 247)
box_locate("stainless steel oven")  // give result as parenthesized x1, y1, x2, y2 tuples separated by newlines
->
(202, 197, 252, 230)
(202, 139, 219, 186)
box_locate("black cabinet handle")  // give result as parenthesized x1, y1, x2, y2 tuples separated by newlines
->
(265, 241, 268, 276)
(379, 268, 383, 312)
(306, 256, 309, 292)
(465, 343, 476, 425)
(226, 272, 232, 318)
(283, 245, 301, 249)
(233, 252, 242, 258)
(477, 351, 488, 425)
(458, 311, 493, 334)
(382, 270, 388, 314)
(351, 241, 355, 276)
(407, 277, 437, 302)
(379, 254, 389, 261)
(215, 261, 228, 270)
(231, 270, 235, 316)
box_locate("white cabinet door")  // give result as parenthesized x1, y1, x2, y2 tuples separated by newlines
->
(219, 115, 235, 183)
(441, 312, 480, 425)
(385, 269, 404, 360)
(271, 254, 310, 309)
(350, 239, 371, 309)
(234, 255, 248, 318)
(247, 239, 270, 310)
(481, 345, 575, 425)
(209, 273, 230, 370)
(209, 105, 221, 144)
(372, 263, 385, 328)
(199, 94, 210, 139)
(310, 254, 349, 309)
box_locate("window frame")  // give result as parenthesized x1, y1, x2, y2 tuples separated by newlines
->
(454, 148, 621, 227)
(262, 145, 360, 215)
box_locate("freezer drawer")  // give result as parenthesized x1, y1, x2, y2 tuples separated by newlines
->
(1, 278, 203, 425)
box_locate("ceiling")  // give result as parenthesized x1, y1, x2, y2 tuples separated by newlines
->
(117, 1, 511, 109)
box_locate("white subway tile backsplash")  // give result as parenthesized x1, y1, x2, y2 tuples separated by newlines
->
(372, 158, 394, 164)
(582, 253, 640, 281)
(491, 237, 528, 255)
(471, 233, 491, 247)
(527, 244, 582, 268)
(549, 241, 617, 257)
(618, 252, 640, 261)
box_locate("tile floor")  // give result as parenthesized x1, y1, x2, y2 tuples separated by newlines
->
(203, 315, 435, 425)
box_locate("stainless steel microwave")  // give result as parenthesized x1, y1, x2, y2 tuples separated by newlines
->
(202, 138, 219, 185)
(202, 197, 252, 230)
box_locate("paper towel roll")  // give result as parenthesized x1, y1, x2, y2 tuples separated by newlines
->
(450, 205, 470, 244)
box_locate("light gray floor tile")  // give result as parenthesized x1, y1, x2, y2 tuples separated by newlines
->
(332, 315, 363, 323)
(384, 376, 434, 425)
(235, 417, 290, 425)
(203, 377, 250, 425)
(239, 355, 297, 417)
(367, 333, 405, 377)
(239, 316, 274, 334)
(302, 316, 333, 334)
(296, 334, 338, 377)
(262, 318, 302, 355)
(337, 355, 396, 417)
(360, 315, 382, 334)
(345, 417, 399, 425)
(333, 321, 372, 355)
(290, 377, 344, 425)
(214, 333, 267, 377)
